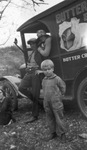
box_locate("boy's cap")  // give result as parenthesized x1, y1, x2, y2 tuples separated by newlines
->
(27, 38, 37, 44)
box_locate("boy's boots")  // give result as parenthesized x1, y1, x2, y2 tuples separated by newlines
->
(44, 132, 57, 141)
(60, 133, 66, 143)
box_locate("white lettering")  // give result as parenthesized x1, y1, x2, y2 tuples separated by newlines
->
(81, 53, 87, 58)
(63, 55, 80, 62)
(63, 53, 87, 62)
(56, 1, 87, 24)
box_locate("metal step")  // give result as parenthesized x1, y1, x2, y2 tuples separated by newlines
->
(63, 96, 73, 101)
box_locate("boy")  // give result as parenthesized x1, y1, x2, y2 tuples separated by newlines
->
(41, 59, 67, 142)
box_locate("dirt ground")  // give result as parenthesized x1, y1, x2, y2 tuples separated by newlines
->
(0, 98, 87, 150)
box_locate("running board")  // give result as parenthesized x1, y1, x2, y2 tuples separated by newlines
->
(63, 96, 73, 101)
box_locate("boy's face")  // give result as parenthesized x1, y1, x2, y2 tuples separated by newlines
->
(0, 90, 4, 101)
(43, 66, 54, 77)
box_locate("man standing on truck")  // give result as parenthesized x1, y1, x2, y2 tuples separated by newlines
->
(37, 29, 51, 57)
(19, 30, 52, 123)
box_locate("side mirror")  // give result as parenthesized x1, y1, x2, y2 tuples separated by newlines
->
(14, 38, 24, 54)
(14, 38, 18, 45)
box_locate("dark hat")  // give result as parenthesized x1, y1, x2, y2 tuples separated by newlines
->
(27, 38, 37, 44)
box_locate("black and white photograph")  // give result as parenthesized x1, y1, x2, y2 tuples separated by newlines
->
(0, 0, 87, 149)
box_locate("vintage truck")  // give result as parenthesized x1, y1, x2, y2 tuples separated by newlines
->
(1, 0, 87, 118)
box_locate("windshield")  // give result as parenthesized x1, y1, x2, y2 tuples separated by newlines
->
(24, 33, 37, 49)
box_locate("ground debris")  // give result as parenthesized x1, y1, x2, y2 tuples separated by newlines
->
(78, 133, 87, 139)
(0, 100, 87, 150)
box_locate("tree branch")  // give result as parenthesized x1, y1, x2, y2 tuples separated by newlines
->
(32, 0, 47, 6)
(0, 0, 8, 1)
(10, 0, 48, 11)
(10, 1, 29, 10)
(0, 0, 11, 20)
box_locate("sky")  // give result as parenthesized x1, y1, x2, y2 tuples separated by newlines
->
(0, 0, 63, 47)
(20, 0, 63, 23)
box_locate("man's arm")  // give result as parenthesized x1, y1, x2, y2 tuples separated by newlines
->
(38, 37, 51, 57)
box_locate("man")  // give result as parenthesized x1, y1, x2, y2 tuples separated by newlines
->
(37, 29, 51, 57)
(19, 38, 40, 122)
(19, 29, 52, 123)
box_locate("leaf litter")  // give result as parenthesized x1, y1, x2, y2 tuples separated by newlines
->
(0, 99, 87, 150)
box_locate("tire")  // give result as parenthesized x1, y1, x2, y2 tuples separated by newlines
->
(77, 77, 87, 118)
(2, 81, 18, 111)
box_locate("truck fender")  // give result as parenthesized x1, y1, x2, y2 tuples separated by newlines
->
(73, 66, 87, 96)
(0, 76, 21, 97)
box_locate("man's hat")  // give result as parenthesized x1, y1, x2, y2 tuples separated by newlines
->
(27, 38, 37, 44)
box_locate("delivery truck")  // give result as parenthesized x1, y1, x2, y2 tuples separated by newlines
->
(1, 0, 87, 118)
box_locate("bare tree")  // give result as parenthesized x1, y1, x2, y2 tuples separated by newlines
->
(0, 0, 47, 20)
(0, 0, 11, 19)
(0, 0, 47, 46)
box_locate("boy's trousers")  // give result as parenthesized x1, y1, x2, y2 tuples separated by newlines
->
(43, 95, 67, 136)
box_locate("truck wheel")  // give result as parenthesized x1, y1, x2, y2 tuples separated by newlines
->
(77, 77, 87, 118)
(2, 81, 18, 111)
